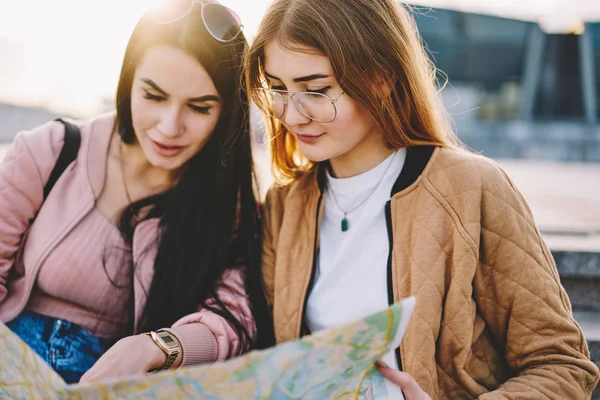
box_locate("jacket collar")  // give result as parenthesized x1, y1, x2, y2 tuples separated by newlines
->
(391, 145, 436, 195)
(315, 145, 438, 195)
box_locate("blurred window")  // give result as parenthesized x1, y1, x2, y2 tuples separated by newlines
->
(533, 33, 584, 120)
(590, 23, 600, 119)
(413, 9, 532, 120)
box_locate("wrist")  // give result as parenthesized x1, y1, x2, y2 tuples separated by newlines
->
(141, 330, 182, 371)
(140, 333, 168, 370)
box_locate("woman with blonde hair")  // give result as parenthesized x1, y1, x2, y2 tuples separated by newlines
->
(247, 0, 599, 398)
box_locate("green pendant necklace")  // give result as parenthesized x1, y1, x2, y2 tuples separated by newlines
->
(328, 151, 397, 232)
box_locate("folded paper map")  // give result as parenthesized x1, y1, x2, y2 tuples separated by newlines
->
(0, 297, 415, 399)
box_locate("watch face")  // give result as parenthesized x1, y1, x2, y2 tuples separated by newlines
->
(157, 331, 180, 350)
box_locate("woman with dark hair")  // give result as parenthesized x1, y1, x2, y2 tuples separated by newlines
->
(0, 0, 273, 383)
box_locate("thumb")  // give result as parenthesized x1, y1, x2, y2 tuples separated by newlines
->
(376, 362, 431, 400)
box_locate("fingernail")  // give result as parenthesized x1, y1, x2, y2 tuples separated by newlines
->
(375, 360, 389, 369)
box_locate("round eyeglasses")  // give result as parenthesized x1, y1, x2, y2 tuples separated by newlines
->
(148, 0, 243, 43)
(257, 88, 345, 123)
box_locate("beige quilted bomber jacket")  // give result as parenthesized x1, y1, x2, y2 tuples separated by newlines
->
(262, 146, 599, 399)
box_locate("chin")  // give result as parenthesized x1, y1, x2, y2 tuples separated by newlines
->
(303, 151, 342, 164)
(300, 152, 329, 163)
(148, 155, 184, 171)
(298, 146, 334, 163)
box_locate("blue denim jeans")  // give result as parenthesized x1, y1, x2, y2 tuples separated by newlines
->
(6, 310, 111, 383)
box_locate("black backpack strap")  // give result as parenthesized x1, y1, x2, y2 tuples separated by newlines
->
(43, 118, 81, 200)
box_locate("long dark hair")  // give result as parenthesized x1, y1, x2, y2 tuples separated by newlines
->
(114, 0, 274, 352)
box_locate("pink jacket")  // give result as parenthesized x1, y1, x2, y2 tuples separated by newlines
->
(0, 113, 255, 366)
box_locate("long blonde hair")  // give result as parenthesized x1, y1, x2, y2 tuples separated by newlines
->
(246, 0, 460, 184)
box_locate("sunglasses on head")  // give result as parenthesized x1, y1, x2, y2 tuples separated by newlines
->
(148, 0, 243, 43)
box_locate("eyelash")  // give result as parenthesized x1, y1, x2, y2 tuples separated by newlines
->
(143, 92, 164, 102)
(308, 86, 331, 94)
(270, 86, 331, 94)
(189, 105, 211, 115)
(143, 91, 211, 115)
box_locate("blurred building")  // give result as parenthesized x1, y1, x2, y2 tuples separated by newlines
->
(0, 102, 72, 142)
(414, 9, 600, 161)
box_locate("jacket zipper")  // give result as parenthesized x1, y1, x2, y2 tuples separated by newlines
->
(385, 200, 403, 371)
(299, 191, 324, 338)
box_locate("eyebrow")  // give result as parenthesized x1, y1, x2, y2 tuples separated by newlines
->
(264, 72, 331, 83)
(141, 78, 220, 103)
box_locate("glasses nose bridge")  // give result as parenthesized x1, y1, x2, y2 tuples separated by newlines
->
(281, 91, 295, 106)
(278, 91, 297, 118)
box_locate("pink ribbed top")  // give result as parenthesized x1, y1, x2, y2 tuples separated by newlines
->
(26, 208, 218, 365)
(27, 209, 131, 338)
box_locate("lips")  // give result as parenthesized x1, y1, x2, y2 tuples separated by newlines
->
(151, 140, 186, 157)
(296, 133, 324, 144)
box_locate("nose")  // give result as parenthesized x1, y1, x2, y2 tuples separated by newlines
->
(156, 104, 184, 138)
(282, 95, 311, 127)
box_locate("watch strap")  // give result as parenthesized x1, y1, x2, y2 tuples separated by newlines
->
(142, 330, 180, 371)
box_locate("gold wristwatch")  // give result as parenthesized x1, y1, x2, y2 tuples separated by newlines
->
(142, 330, 181, 371)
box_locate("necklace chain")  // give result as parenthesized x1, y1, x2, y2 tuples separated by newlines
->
(328, 151, 397, 231)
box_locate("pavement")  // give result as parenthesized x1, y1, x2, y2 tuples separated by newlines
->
(499, 159, 600, 252)
(574, 310, 600, 341)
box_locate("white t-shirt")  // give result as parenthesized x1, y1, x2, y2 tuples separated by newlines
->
(306, 148, 407, 398)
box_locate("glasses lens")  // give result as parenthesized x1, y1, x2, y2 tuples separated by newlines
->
(147, 0, 193, 24)
(294, 92, 336, 122)
(260, 90, 285, 119)
(202, 3, 242, 42)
